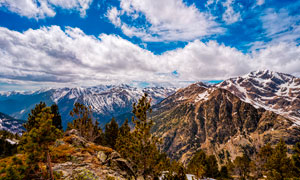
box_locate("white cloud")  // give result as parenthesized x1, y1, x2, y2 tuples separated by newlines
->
(261, 8, 300, 43)
(0, 26, 299, 90)
(250, 8, 300, 50)
(256, 0, 265, 6)
(222, 0, 242, 24)
(0, 0, 93, 19)
(106, 0, 223, 42)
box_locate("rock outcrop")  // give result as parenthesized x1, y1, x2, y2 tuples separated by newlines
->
(52, 129, 135, 179)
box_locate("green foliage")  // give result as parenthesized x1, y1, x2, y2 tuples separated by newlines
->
(119, 118, 130, 137)
(50, 103, 63, 130)
(162, 160, 187, 180)
(24, 102, 47, 131)
(116, 94, 168, 179)
(18, 106, 62, 179)
(233, 154, 251, 180)
(187, 150, 208, 178)
(206, 155, 220, 178)
(187, 150, 222, 179)
(67, 103, 102, 142)
(292, 142, 300, 176)
(0, 156, 26, 180)
(218, 166, 231, 180)
(265, 139, 292, 180)
(103, 118, 119, 149)
(0, 130, 18, 158)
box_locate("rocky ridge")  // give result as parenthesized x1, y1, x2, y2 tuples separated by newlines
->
(0, 85, 176, 128)
(51, 129, 136, 180)
(151, 82, 300, 164)
(217, 70, 300, 125)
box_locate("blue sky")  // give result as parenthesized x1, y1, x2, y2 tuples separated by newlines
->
(0, 0, 300, 91)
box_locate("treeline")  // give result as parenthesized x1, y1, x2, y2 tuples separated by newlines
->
(1, 95, 300, 180)
(186, 139, 300, 180)
(0, 95, 186, 179)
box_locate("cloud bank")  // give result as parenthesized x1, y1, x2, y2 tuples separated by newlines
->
(107, 0, 223, 42)
(0, 26, 299, 89)
(0, 0, 93, 19)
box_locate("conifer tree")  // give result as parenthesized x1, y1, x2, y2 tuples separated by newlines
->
(233, 154, 251, 180)
(24, 102, 46, 131)
(206, 155, 220, 178)
(265, 139, 292, 180)
(50, 103, 63, 130)
(116, 94, 166, 179)
(254, 143, 273, 178)
(68, 103, 101, 142)
(187, 150, 208, 179)
(292, 142, 300, 176)
(219, 165, 231, 180)
(104, 118, 119, 149)
(19, 107, 62, 180)
(119, 118, 130, 137)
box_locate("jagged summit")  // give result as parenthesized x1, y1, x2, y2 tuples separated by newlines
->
(0, 84, 177, 128)
(217, 69, 300, 124)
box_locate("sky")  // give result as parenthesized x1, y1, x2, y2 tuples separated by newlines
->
(0, 0, 300, 91)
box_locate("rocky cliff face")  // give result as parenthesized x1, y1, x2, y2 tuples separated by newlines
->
(151, 83, 300, 164)
(217, 70, 300, 125)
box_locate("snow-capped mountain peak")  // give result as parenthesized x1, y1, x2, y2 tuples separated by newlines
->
(218, 70, 300, 124)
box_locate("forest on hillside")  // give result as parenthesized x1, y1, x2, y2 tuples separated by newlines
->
(0, 94, 300, 180)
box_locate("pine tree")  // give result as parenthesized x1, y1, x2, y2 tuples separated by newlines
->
(219, 165, 231, 180)
(254, 143, 273, 178)
(265, 139, 292, 180)
(187, 150, 208, 179)
(116, 94, 166, 179)
(104, 118, 119, 149)
(292, 142, 300, 176)
(206, 155, 220, 178)
(19, 106, 62, 180)
(233, 154, 251, 180)
(68, 103, 101, 142)
(50, 103, 63, 130)
(119, 118, 130, 137)
(24, 102, 46, 131)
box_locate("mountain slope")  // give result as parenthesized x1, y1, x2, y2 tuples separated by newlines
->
(217, 70, 300, 124)
(151, 83, 300, 164)
(0, 85, 176, 128)
(0, 112, 25, 134)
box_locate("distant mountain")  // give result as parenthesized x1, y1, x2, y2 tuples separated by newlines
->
(0, 112, 25, 134)
(217, 70, 300, 125)
(0, 85, 176, 128)
(151, 70, 300, 164)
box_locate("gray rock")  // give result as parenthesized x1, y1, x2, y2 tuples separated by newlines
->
(97, 151, 107, 163)
(65, 129, 80, 137)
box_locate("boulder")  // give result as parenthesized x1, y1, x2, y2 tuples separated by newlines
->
(97, 151, 107, 163)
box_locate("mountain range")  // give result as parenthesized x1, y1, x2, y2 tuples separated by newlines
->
(151, 70, 300, 164)
(0, 70, 299, 165)
(0, 112, 25, 134)
(0, 85, 176, 129)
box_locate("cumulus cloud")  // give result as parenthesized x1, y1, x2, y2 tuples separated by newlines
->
(0, 26, 299, 90)
(0, 0, 93, 19)
(106, 0, 223, 42)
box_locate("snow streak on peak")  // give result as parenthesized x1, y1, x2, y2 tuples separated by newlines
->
(218, 70, 300, 125)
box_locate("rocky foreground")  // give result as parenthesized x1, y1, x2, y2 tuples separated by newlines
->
(50, 129, 136, 180)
